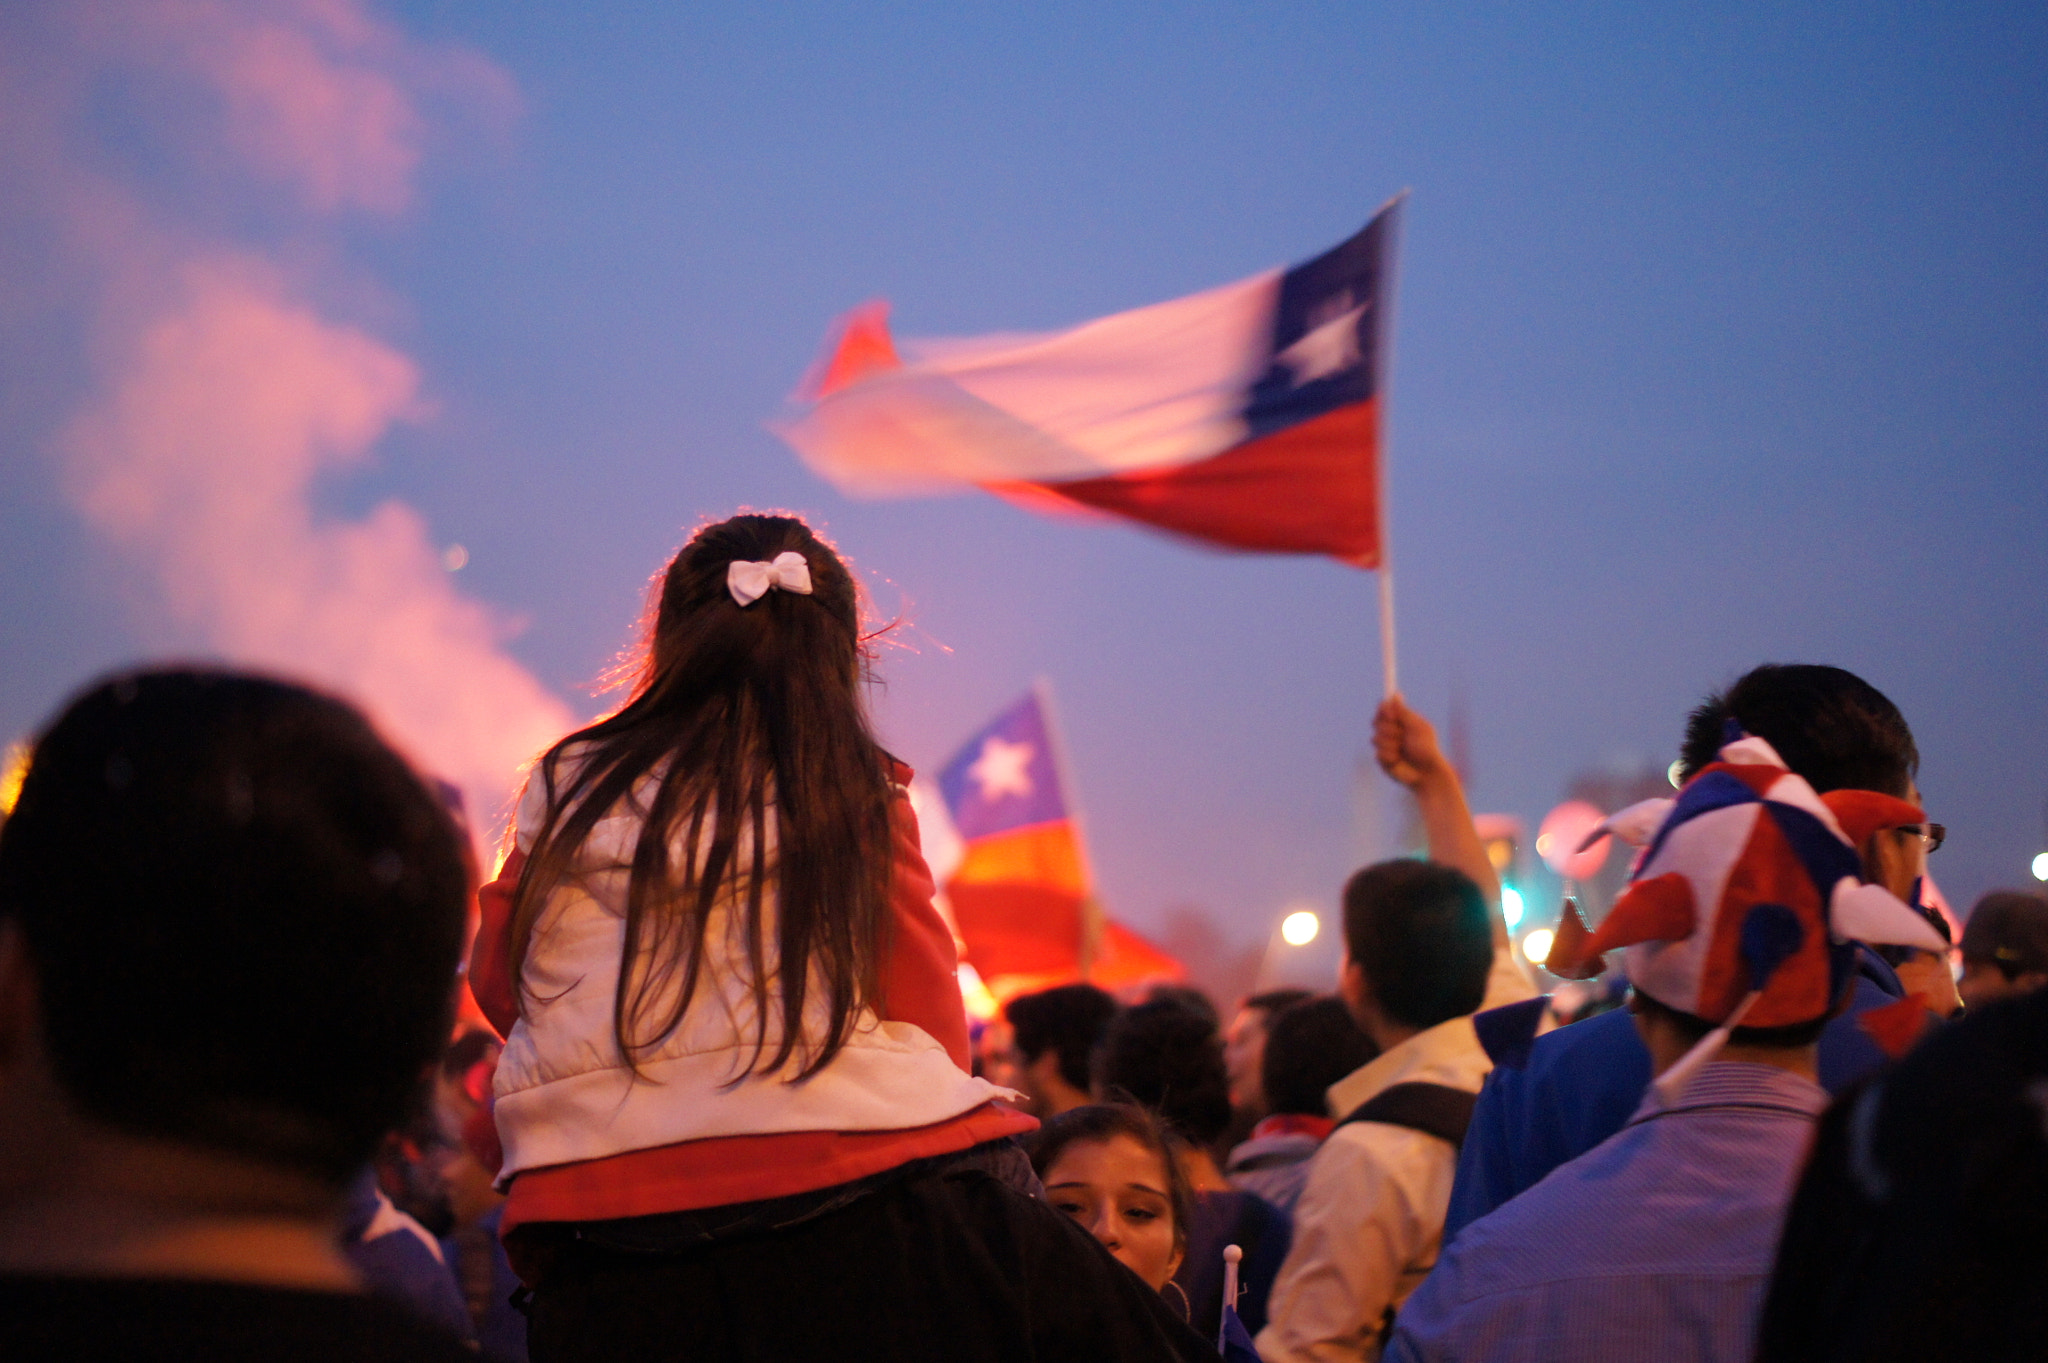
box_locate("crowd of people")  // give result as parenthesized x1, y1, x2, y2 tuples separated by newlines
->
(0, 511, 2042, 1361)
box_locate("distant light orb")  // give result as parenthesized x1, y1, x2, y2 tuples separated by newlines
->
(1280, 911, 1320, 947)
(1668, 760, 1686, 789)
(1501, 886, 1526, 929)
(2033, 852, 2048, 882)
(1522, 927, 1555, 965)
(442, 543, 470, 572)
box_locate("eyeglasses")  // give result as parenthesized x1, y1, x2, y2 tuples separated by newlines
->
(1893, 822, 1946, 854)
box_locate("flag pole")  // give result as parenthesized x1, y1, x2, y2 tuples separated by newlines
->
(1374, 190, 1409, 699)
(1378, 560, 1398, 698)
(1033, 677, 1105, 979)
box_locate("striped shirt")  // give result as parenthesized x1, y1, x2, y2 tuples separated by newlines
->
(1386, 1062, 1827, 1363)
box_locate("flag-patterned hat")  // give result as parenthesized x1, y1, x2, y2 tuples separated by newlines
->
(1547, 732, 1949, 1029)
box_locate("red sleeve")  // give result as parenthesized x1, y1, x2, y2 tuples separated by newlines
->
(467, 847, 525, 1041)
(878, 790, 973, 1070)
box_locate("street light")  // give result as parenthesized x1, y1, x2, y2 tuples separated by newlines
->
(1281, 910, 1320, 947)
(2033, 852, 2048, 882)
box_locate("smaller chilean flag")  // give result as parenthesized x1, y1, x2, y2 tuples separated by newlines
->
(776, 199, 1401, 567)
(933, 689, 1181, 997)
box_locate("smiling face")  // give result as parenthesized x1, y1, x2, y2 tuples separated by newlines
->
(1041, 1132, 1185, 1291)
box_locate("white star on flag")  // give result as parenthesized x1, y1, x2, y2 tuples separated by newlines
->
(967, 735, 1035, 802)
(1275, 302, 1367, 388)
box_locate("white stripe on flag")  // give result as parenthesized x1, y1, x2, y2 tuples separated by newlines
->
(779, 269, 1281, 495)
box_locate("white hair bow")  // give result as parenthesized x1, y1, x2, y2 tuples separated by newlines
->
(726, 551, 814, 607)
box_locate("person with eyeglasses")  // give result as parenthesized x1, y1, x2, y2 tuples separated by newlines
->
(1440, 664, 1961, 1250)
(1864, 814, 1965, 1020)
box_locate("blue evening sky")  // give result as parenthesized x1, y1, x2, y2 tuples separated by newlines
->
(3, 1, 2043, 953)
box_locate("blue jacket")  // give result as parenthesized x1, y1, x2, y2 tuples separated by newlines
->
(1443, 946, 1908, 1244)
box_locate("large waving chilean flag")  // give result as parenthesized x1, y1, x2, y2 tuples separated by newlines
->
(776, 201, 1400, 567)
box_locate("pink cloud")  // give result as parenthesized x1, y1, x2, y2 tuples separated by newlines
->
(63, 255, 576, 822)
(76, 0, 518, 214)
(15, 0, 572, 831)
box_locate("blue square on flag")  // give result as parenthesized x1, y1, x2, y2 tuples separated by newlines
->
(937, 691, 1068, 841)
(1243, 213, 1388, 442)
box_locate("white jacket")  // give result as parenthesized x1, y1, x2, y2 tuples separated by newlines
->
(491, 759, 1007, 1182)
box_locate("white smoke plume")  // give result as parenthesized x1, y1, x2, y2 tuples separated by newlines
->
(6, 0, 576, 831)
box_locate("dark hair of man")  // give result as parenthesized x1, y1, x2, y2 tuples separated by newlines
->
(1027, 1102, 1193, 1259)
(1341, 859, 1493, 1032)
(1261, 997, 1379, 1116)
(1144, 983, 1221, 1031)
(1245, 987, 1313, 1021)
(1677, 664, 1918, 796)
(1961, 890, 2048, 979)
(1005, 983, 1119, 1094)
(509, 514, 893, 1081)
(0, 669, 468, 1184)
(1093, 998, 1234, 1147)
(1631, 988, 1830, 1050)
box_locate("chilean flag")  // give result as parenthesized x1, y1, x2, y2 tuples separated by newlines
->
(776, 200, 1401, 567)
(922, 689, 1181, 1000)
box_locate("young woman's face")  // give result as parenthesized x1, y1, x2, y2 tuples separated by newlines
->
(1042, 1133, 1183, 1291)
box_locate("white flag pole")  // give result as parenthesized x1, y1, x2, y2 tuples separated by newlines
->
(1373, 191, 1409, 699)
(1378, 560, 1399, 699)
(1219, 1243, 1243, 1349)
(1032, 677, 1104, 979)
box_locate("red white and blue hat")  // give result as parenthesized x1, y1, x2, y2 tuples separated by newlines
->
(1548, 731, 1948, 1034)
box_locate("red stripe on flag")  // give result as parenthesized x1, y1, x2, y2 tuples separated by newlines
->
(987, 399, 1382, 567)
(947, 881, 1087, 979)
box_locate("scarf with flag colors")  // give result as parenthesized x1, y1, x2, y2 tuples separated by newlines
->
(776, 200, 1401, 566)
(919, 689, 1180, 1002)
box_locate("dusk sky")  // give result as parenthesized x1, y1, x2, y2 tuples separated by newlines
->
(2, 1, 2042, 963)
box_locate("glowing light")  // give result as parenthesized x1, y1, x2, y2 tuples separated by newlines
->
(2033, 852, 2048, 882)
(1522, 927, 1555, 964)
(1501, 886, 1526, 929)
(0, 741, 28, 817)
(442, 543, 469, 572)
(1668, 760, 1685, 789)
(956, 961, 999, 1023)
(1280, 911, 1320, 947)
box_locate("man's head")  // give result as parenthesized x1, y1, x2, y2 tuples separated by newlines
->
(1958, 891, 2048, 1011)
(1338, 860, 1492, 1049)
(0, 669, 469, 1188)
(1676, 664, 1944, 995)
(1223, 988, 1311, 1114)
(1677, 664, 1918, 798)
(1261, 996, 1378, 1118)
(1003, 982, 1118, 1119)
(1550, 731, 1947, 1082)
(1092, 998, 1233, 1149)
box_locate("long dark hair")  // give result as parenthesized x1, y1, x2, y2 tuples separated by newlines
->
(507, 514, 893, 1080)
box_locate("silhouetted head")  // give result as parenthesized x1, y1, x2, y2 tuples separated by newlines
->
(1341, 860, 1492, 1034)
(1093, 998, 1233, 1148)
(1262, 995, 1378, 1116)
(1678, 664, 1917, 796)
(0, 668, 468, 1185)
